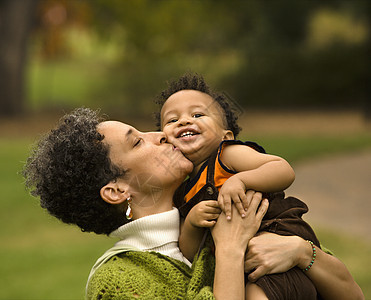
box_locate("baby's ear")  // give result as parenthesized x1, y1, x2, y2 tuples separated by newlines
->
(100, 179, 128, 205)
(223, 130, 234, 140)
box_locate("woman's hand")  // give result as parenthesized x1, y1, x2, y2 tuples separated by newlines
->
(212, 191, 269, 249)
(244, 233, 303, 282)
(211, 191, 269, 300)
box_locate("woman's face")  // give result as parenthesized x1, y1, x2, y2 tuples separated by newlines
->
(98, 121, 193, 203)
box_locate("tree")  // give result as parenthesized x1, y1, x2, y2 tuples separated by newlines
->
(0, 0, 37, 117)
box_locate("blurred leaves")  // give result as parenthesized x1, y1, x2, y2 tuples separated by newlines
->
(28, 0, 370, 117)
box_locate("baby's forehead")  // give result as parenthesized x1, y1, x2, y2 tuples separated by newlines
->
(161, 91, 228, 127)
(162, 90, 221, 113)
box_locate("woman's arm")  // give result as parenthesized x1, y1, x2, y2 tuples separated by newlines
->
(244, 233, 364, 300)
(212, 192, 269, 300)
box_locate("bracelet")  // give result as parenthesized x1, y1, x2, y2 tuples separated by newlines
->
(302, 240, 316, 272)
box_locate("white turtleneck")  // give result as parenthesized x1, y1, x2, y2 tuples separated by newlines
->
(110, 207, 191, 267)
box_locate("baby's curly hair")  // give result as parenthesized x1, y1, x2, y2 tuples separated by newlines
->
(154, 73, 241, 137)
(23, 108, 126, 235)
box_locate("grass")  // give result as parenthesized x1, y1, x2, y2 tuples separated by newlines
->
(0, 132, 370, 299)
(243, 132, 371, 163)
(0, 139, 111, 299)
(313, 227, 371, 298)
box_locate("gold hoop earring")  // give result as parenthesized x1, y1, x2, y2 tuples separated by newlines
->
(126, 197, 133, 220)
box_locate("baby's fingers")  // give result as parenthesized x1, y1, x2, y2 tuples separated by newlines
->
(240, 192, 250, 211)
(205, 207, 222, 217)
(217, 197, 225, 213)
(219, 195, 232, 220)
(244, 190, 255, 209)
(204, 200, 221, 210)
(231, 194, 246, 217)
(205, 211, 221, 220)
(200, 219, 217, 228)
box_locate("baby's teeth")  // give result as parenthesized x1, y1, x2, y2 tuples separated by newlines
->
(181, 131, 194, 137)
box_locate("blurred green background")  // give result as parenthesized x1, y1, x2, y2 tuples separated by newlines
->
(0, 0, 370, 299)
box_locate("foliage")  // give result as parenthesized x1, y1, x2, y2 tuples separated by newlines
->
(27, 0, 370, 117)
(88, 0, 369, 115)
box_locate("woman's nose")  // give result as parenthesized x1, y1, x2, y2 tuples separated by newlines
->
(145, 131, 167, 144)
(159, 134, 167, 144)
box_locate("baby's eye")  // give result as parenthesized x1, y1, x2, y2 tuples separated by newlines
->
(166, 118, 178, 124)
(193, 113, 204, 118)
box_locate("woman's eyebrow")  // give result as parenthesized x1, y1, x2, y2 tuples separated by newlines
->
(125, 128, 133, 142)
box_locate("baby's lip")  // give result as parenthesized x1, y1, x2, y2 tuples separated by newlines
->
(176, 127, 200, 138)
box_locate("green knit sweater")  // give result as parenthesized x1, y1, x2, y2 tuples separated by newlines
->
(86, 247, 215, 299)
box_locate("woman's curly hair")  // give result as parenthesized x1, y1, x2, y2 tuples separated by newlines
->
(23, 108, 126, 235)
(154, 73, 241, 137)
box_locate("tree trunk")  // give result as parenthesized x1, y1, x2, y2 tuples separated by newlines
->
(0, 0, 37, 117)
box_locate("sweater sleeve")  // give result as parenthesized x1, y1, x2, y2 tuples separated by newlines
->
(185, 247, 215, 300)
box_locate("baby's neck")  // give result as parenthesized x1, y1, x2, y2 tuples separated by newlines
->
(189, 160, 207, 178)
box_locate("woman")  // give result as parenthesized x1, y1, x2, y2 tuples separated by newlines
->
(23, 108, 364, 299)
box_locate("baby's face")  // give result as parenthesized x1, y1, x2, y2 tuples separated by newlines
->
(161, 90, 232, 167)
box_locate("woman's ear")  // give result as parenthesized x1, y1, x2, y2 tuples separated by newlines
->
(223, 130, 234, 141)
(100, 179, 128, 205)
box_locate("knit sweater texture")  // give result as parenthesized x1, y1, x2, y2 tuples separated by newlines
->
(86, 247, 215, 299)
(86, 208, 215, 299)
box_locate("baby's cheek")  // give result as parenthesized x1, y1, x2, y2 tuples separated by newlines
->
(169, 137, 181, 148)
(169, 138, 185, 153)
(163, 130, 176, 143)
(162, 126, 172, 136)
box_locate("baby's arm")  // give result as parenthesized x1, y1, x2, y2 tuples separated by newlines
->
(179, 201, 221, 261)
(219, 144, 295, 218)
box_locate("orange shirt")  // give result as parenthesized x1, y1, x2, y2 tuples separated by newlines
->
(183, 140, 265, 203)
(184, 142, 235, 203)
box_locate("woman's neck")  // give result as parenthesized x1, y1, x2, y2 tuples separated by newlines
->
(132, 189, 175, 220)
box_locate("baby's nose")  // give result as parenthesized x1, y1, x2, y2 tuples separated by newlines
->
(178, 116, 192, 125)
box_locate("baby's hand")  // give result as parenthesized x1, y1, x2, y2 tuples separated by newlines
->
(218, 175, 252, 220)
(188, 201, 221, 228)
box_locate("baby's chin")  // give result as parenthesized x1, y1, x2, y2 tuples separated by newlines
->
(173, 145, 192, 158)
(167, 138, 184, 152)
(167, 138, 204, 163)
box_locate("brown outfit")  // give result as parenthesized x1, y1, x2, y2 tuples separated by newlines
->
(173, 140, 321, 300)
